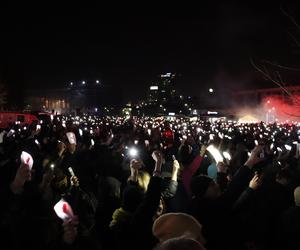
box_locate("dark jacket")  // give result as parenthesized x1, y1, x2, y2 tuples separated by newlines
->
(190, 165, 253, 250)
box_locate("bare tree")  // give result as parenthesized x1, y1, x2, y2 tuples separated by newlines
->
(250, 6, 300, 117)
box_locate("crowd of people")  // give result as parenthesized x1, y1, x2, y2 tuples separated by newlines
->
(0, 114, 299, 250)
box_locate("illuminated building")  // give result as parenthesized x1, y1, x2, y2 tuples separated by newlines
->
(147, 73, 176, 104)
(24, 80, 123, 114)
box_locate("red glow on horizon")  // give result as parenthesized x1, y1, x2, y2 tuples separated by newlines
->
(262, 95, 300, 122)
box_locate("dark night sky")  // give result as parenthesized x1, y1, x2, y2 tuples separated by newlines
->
(1, 3, 300, 104)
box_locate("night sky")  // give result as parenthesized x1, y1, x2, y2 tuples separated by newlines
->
(1, 3, 300, 104)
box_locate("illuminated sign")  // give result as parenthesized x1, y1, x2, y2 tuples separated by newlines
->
(207, 111, 218, 115)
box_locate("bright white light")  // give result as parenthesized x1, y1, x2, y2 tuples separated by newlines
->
(209, 88, 214, 93)
(134, 140, 138, 145)
(68, 167, 75, 176)
(150, 86, 158, 90)
(223, 151, 231, 161)
(168, 112, 175, 116)
(35, 139, 40, 145)
(96, 80, 100, 84)
(285, 145, 292, 151)
(207, 145, 223, 163)
(95, 108, 98, 112)
(50, 164, 55, 170)
(70, 82, 73, 86)
(82, 81, 86, 85)
(129, 147, 138, 157)
(91, 139, 95, 146)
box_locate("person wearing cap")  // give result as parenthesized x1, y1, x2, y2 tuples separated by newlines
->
(189, 146, 264, 250)
(152, 212, 206, 246)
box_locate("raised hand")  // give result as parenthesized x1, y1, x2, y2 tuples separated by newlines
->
(249, 172, 263, 190)
(10, 163, 32, 194)
(245, 145, 265, 169)
(62, 216, 79, 245)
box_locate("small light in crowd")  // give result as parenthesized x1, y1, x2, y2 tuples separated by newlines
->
(284, 145, 292, 151)
(50, 164, 55, 170)
(96, 80, 100, 84)
(223, 152, 231, 161)
(209, 88, 214, 93)
(70, 82, 73, 86)
(82, 81, 86, 85)
(134, 140, 138, 145)
(129, 147, 138, 158)
(91, 139, 95, 146)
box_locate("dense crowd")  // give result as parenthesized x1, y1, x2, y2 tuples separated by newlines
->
(0, 114, 299, 250)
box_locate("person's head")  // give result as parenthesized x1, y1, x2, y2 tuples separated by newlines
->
(191, 175, 221, 200)
(294, 186, 300, 207)
(121, 185, 144, 213)
(179, 144, 194, 166)
(152, 213, 206, 246)
(154, 237, 205, 250)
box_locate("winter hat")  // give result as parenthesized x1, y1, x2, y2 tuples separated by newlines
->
(294, 186, 300, 207)
(190, 175, 213, 198)
(152, 213, 205, 245)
